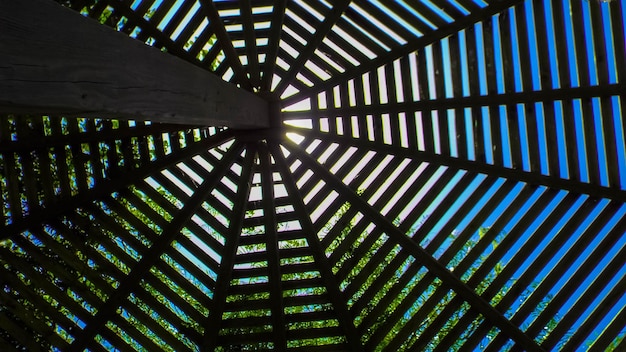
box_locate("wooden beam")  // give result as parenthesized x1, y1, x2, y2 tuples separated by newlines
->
(0, 130, 236, 240)
(201, 145, 255, 351)
(0, 0, 268, 128)
(282, 84, 625, 120)
(258, 142, 288, 351)
(272, 0, 351, 95)
(280, 0, 526, 108)
(272, 142, 365, 351)
(280, 137, 544, 351)
(70, 141, 247, 350)
(240, 0, 261, 89)
(198, 0, 253, 91)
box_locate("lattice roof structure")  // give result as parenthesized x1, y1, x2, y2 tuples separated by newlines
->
(0, 0, 625, 351)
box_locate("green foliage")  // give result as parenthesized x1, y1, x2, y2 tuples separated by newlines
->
(0, 121, 618, 350)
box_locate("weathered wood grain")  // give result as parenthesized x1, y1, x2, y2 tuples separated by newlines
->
(0, 0, 268, 128)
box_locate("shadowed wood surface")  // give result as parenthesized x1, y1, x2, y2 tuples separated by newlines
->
(0, 0, 268, 128)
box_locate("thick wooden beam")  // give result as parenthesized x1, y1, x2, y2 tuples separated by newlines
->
(280, 138, 544, 352)
(0, 0, 268, 128)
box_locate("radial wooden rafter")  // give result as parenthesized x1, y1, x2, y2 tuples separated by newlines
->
(0, 0, 624, 351)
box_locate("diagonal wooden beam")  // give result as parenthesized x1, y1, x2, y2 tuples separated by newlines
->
(198, 0, 253, 91)
(285, 126, 626, 202)
(282, 84, 625, 120)
(96, 0, 200, 67)
(201, 143, 255, 351)
(258, 142, 288, 351)
(271, 141, 364, 352)
(70, 141, 247, 350)
(260, 0, 287, 92)
(281, 0, 526, 107)
(280, 137, 544, 352)
(240, 0, 261, 90)
(0, 130, 236, 240)
(0, 0, 268, 128)
(272, 0, 351, 96)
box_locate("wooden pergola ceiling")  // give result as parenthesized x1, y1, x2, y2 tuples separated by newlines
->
(0, 0, 624, 351)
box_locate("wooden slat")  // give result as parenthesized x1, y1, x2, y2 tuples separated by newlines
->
(451, 187, 556, 337)
(580, 293, 625, 351)
(475, 194, 589, 351)
(151, 258, 214, 313)
(515, 3, 541, 173)
(133, 0, 177, 45)
(539, 219, 626, 349)
(0, 248, 89, 333)
(13, 120, 40, 207)
(532, 1, 561, 179)
(109, 313, 164, 351)
(432, 41, 450, 156)
(0, 130, 235, 240)
(0, 0, 268, 128)
(139, 273, 207, 326)
(260, 0, 286, 92)
(239, 0, 261, 89)
(423, 228, 515, 345)
(0, 309, 52, 350)
(466, 23, 487, 164)
(611, 0, 626, 86)
(283, 84, 624, 129)
(383, 1, 435, 35)
(340, 4, 403, 51)
(198, 0, 253, 91)
(448, 33, 468, 161)
(363, 271, 438, 349)
(121, 301, 192, 351)
(498, 9, 523, 170)
(523, 203, 622, 340)
(421, 175, 502, 257)
(405, 168, 474, 249)
(389, 286, 458, 351)
(550, 0, 581, 183)
(0, 266, 80, 348)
